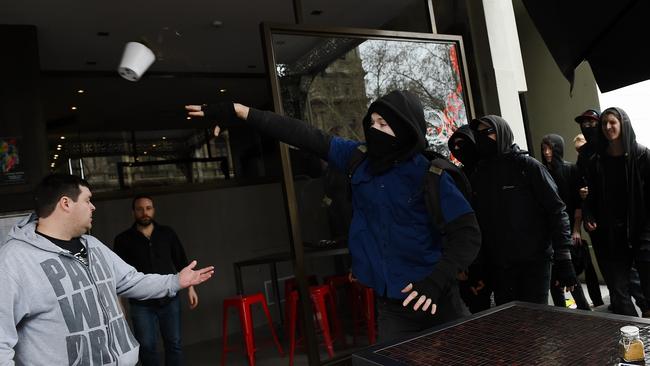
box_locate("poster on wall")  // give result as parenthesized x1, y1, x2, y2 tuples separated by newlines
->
(0, 137, 26, 185)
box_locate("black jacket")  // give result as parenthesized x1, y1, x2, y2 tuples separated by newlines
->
(541, 134, 580, 228)
(113, 222, 189, 305)
(584, 107, 650, 255)
(471, 116, 572, 267)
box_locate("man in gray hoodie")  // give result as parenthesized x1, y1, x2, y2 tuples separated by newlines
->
(0, 174, 214, 366)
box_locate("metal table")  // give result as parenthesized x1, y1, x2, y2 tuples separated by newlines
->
(233, 246, 349, 327)
(353, 301, 650, 365)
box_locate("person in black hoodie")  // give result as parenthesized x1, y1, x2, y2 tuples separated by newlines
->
(186, 91, 481, 341)
(470, 116, 576, 305)
(448, 126, 491, 313)
(583, 107, 650, 317)
(540, 134, 591, 310)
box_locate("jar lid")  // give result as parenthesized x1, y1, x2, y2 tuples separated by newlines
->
(620, 326, 640, 336)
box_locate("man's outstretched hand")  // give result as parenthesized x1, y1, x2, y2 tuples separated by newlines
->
(179, 260, 214, 289)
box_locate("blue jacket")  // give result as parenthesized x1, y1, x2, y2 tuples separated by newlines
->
(328, 137, 472, 298)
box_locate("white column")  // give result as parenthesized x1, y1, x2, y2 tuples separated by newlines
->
(482, 0, 529, 149)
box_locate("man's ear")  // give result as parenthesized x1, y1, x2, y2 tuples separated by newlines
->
(59, 196, 72, 212)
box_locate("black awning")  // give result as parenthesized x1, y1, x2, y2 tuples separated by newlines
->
(522, 0, 650, 92)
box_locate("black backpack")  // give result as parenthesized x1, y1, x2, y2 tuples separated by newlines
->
(346, 146, 472, 232)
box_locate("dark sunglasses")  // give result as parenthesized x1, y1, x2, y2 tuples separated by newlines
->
(476, 127, 496, 136)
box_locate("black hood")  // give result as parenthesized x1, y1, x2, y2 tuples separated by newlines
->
(599, 107, 638, 157)
(470, 115, 515, 155)
(541, 133, 565, 169)
(448, 124, 478, 168)
(362, 90, 428, 159)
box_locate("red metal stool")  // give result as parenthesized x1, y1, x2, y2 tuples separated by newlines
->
(287, 285, 339, 366)
(221, 293, 284, 366)
(351, 282, 377, 345)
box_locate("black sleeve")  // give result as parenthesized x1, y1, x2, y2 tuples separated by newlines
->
(582, 157, 598, 224)
(528, 159, 572, 260)
(245, 108, 333, 160)
(169, 228, 189, 272)
(433, 212, 482, 282)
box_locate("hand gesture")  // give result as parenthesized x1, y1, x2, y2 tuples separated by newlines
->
(179, 260, 214, 289)
(401, 281, 439, 315)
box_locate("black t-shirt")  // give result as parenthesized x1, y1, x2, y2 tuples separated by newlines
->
(603, 155, 628, 224)
(36, 231, 88, 266)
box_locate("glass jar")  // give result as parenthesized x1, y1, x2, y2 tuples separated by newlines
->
(619, 325, 645, 362)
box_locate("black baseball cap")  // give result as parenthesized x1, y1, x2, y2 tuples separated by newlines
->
(574, 109, 600, 124)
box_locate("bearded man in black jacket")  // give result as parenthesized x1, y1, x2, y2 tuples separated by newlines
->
(470, 116, 577, 305)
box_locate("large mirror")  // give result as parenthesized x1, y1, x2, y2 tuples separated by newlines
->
(264, 24, 474, 363)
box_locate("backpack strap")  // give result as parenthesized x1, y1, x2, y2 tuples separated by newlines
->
(423, 157, 472, 232)
(347, 145, 368, 179)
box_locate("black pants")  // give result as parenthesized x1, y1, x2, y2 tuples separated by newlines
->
(583, 245, 604, 307)
(377, 283, 468, 343)
(550, 269, 591, 310)
(491, 260, 551, 306)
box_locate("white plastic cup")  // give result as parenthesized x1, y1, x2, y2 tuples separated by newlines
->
(118, 42, 155, 82)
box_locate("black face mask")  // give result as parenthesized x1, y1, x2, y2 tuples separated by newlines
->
(476, 134, 497, 157)
(451, 140, 478, 168)
(366, 127, 399, 159)
(581, 126, 599, 144)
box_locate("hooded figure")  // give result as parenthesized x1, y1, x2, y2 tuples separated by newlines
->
(191, 91, 481, 342)
(574, 109, 601, 176)
(540, 134, 592, 310)
(448, 124, 478, 175)
(469, 115, 576, 306)
(583, 107, 650, 316)
(362, 90, 428, 174)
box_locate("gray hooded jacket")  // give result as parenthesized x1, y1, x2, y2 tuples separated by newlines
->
(0, 215, 182, 366)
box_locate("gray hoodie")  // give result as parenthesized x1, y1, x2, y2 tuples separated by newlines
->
(0, 214, 182, 366)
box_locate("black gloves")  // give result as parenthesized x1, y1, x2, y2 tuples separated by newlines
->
(410, 271, 450, 305)
(202, 102, 238, 127)
(553, 259, 577, 288)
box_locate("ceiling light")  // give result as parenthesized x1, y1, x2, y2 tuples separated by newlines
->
(57, 144, 62, 148)
(54, 156, 58, 159)
(77, 89, 84, 94)
(60, 136, 66, 140)
(162, 136, 167, 140)
(143, 151, 148, 155)
(51, 163, 55, 168)
(219, 89, 227, 93)
(152, 144, 156, 147)
(56, 147, 61, 151)
(71, 106, 77, 110)
(186, 116, 191, 120)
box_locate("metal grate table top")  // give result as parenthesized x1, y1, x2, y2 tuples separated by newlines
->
(353, 302, 650, 366)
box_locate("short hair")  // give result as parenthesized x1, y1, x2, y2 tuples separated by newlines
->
(132, 194, 154, 210)
(34, 174, 91, 218)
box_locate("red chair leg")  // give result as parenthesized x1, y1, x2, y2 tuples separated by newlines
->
(221, 303, 230, 366)
(288, 291, 298, 366)
(312, 291, 335, 357)
(238, 302, 256, 366)
(364, 289, 377, 344)
(260, 297, 285, 356)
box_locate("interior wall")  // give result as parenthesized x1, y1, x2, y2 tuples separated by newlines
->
(513, 0, 600, 163)
(0, 25, 47, 212)
(91, 180, 334, 345)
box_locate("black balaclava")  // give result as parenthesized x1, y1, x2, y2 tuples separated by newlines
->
(574, 109, 600, 144)
(362, 90, 426, 175)
(448, 124, 478, 170)
(476, 130, 497, 157)
(470, 115, 515, 160)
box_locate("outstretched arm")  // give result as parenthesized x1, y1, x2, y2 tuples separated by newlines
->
(186, 103, 333, 160)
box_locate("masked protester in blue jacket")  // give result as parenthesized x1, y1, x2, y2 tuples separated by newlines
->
(186, 90, 481, 341)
